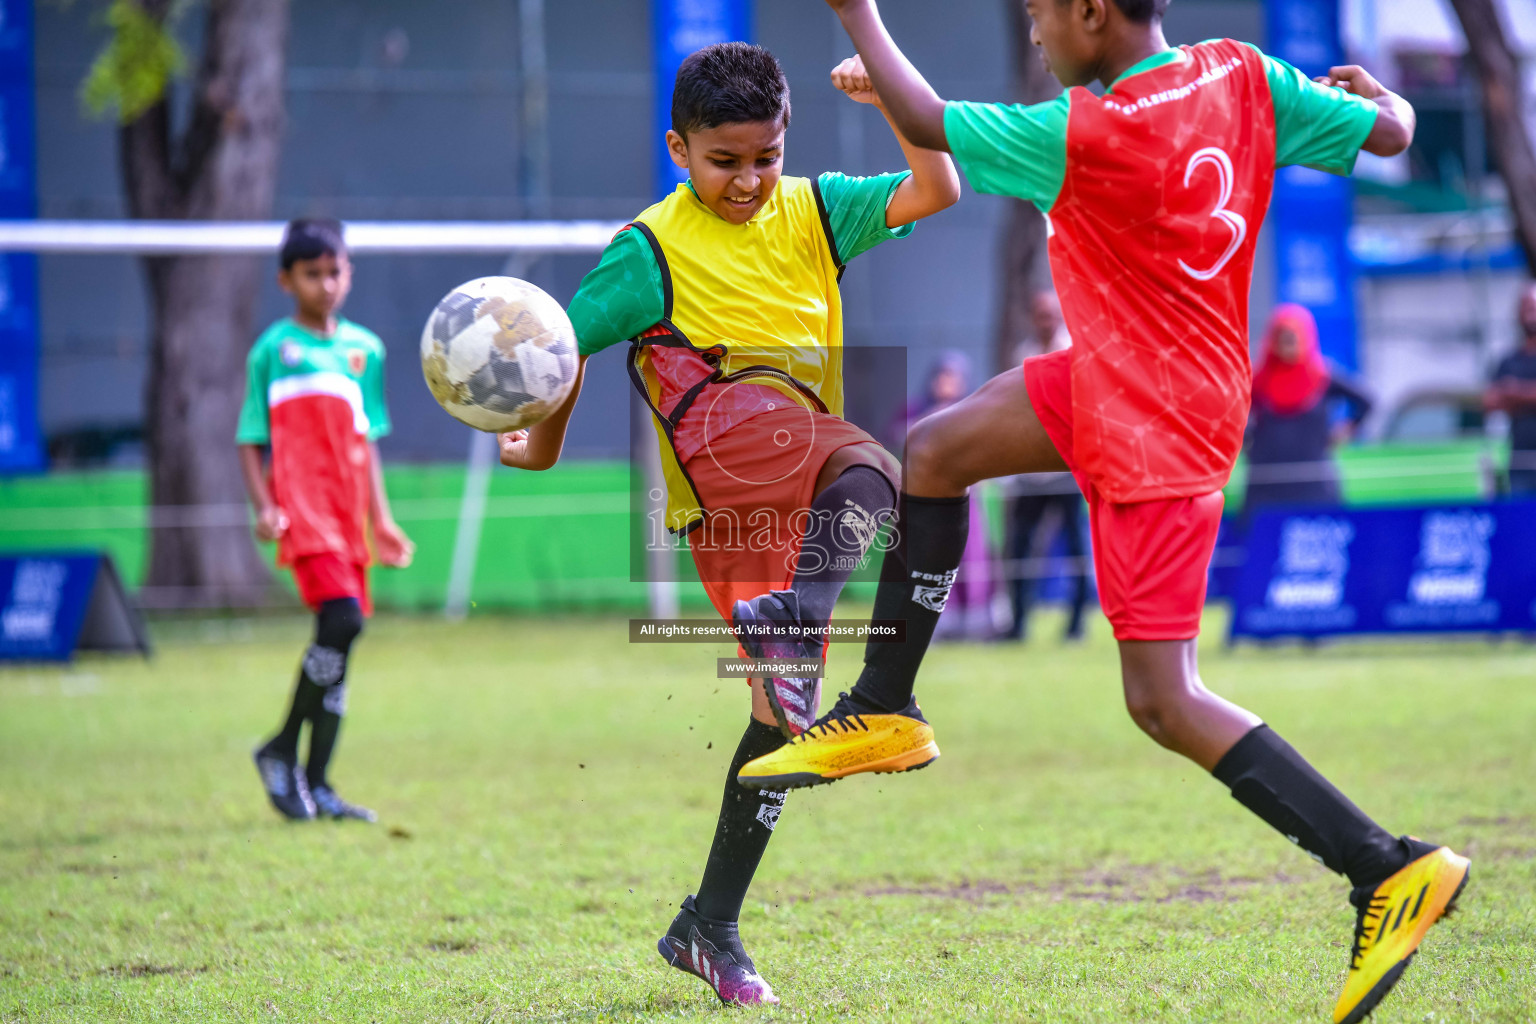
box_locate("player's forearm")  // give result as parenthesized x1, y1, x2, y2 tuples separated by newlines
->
(519, 355, 588, 471)
(1362, 90, 1415, 157)
(881, 106, 960, 225)
(237, 445, 275, 512)
(835, 1, 949, 152)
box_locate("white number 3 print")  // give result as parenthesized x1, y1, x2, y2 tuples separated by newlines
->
(1178, 146, 1247, 282)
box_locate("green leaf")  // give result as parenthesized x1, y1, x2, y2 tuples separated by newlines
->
(79, 0, 188, 124)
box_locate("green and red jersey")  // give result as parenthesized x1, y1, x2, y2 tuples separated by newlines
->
(567, 171, 913, 361)
(946, 40, 1379, 503)
(236, 318, 391, 566)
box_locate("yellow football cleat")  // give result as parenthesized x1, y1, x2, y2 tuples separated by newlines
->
(1333, 842, 1470, 1024)
(737, 697, 939, 791)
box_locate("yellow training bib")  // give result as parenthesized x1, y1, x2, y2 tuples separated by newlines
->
(628, 176, 845, 534)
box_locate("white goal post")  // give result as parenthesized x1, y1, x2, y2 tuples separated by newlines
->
(1, 218, 684, 620)
(0, 219, 626, 255)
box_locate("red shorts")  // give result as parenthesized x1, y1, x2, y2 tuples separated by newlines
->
(684, 406, 886, 627)
(290, 553, 372, 617)
(1024, 349, 1222, 641)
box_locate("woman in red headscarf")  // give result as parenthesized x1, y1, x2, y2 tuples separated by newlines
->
(1244, 304, 1374, 514)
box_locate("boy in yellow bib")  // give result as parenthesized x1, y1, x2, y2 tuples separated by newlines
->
(499, 42, 957, 1004)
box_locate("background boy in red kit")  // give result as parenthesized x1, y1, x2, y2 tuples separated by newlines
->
(238, 218, 414, 824)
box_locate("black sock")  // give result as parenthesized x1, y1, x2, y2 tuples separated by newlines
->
(1212, 724, 1412, 891)
(266, 676, 320, 759)
(694, 719, 789, 922)
(793, 466, 897, 628)
(305, 684, 346, 791)
(301, 598, 364, 790)
(847, 493, 970, 713)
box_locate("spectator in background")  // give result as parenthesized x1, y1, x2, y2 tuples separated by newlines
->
(1244, 304, 1373, 516)
(891, 352, 996, 639)
(999, 290, 1089, 642)
(1483, 281, 1536, 497)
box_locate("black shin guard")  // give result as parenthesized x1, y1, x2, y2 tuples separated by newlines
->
(1212, 725, 1411, 891)
(792, 466, 897, 629)
(847, 493, 970, 713)
(302, 598, 364, 790)
(694, 719, 789, 923)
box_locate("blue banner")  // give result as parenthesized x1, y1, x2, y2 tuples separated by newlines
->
(1266, 0, 1359, 372)
(0, 0, 42, 471)
(1230, 502, 1536, 640)
(653, 0, 754, 200)
(0, 553, 103, 661)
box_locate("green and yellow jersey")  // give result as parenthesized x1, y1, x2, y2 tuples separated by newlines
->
(568, 171, 913, 532)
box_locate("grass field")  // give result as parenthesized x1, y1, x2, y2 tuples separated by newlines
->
(2, 610, 1534, 1022)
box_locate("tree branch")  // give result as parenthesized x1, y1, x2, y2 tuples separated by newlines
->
(1447, 0, 1536, 270)
(119, 98, 175, 217)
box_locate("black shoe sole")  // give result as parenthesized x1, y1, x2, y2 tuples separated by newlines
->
(731, 599, 817, 741)
(1336, 865, 1471, 1024)
(656, 936, 720, 1000)
(655, 936, 747, 1006)
(739, 753, 938, 793)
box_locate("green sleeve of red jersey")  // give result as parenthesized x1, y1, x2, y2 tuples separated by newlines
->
(816, 170, 915, 262)
(568, 228, 667, 357)
(1245, 45, 1379, 175)
(235, 334, 272, 445)
(360, 331, 392, 441)
(942, 95, 1070, 212)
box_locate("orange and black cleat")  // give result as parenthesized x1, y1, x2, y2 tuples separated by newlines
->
(1333, 841, 1470, 1024)
(737, 692, 939, 792)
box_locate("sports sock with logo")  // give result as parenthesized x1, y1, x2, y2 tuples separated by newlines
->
(846, 493, 970, 714)
(792, 466, 897, 629)
(1212, 724, 1413, 891)
(694, 718, 789, 922)
(301, 598, 364, 790)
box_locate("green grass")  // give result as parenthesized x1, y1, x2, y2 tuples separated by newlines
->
(2, 610, 1533, 1022)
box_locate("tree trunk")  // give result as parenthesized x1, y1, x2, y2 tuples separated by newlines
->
(122, 0, 289, 608)
(991, 1, 1061, 374)
(1447, 0, 1536, 271)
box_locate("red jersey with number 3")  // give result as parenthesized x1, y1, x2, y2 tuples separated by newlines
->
(1049, 40, 1275, 502)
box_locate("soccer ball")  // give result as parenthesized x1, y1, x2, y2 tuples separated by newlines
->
(420, 276, 579, 433)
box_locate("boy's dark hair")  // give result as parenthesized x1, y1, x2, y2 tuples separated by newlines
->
(671, 42, 791, 138)
(1105, 0, 1170, 22)
(280, 218, 346, 270)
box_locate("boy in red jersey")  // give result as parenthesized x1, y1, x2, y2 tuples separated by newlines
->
(741, 3, 1468, 1022)
(239, 219, 415, 824)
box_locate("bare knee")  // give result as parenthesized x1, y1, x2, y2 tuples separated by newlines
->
(1119, 641, 1201, 751)
(904, 415, 964, 495)
(817, 442, 900, 497)
(1124, 689, 1187, 748)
